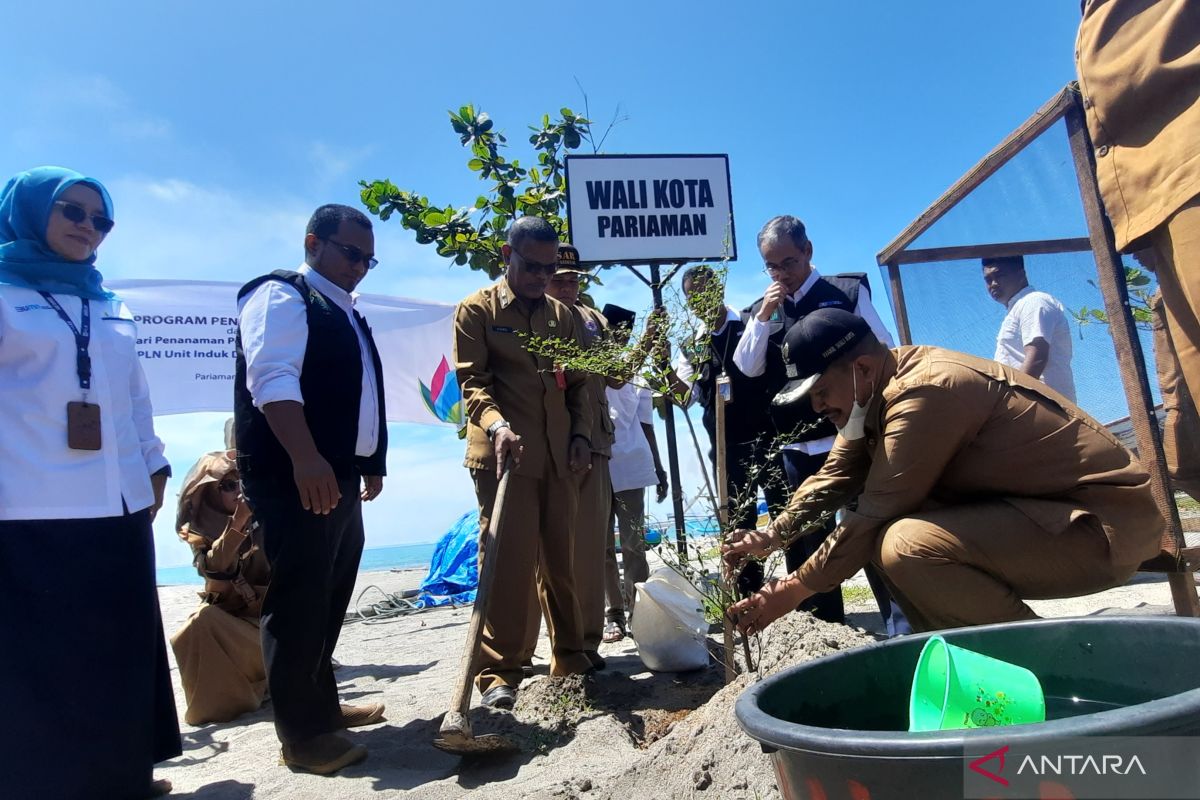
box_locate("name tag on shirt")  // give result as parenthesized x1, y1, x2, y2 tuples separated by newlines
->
(491, 325, 515, 333)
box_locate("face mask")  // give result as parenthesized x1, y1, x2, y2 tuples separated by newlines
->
(837, 367, 872, 441)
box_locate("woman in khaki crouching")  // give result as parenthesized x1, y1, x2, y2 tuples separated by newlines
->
(171, 451, 271, 725)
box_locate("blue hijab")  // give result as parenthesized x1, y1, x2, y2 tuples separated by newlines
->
(0, 166, 115, 300)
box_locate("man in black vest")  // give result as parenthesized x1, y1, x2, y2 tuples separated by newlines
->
(234, 204, 388, 774)
(666, 265, 788, 595)
(733, 215, 908, 635)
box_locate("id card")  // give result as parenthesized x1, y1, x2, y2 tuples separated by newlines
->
(67, 401, 102, 450)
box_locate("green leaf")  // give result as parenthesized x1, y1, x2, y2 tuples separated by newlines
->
(467, 158, 484, 171)
(422, 210, 447, 226)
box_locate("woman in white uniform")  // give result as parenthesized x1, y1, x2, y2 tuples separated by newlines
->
(0, 166, 181, 799)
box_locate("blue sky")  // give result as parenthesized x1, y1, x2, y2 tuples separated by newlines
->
(2, 1, 1093, 567)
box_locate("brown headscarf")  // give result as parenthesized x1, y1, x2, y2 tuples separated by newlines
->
(176, 450, 238, 540)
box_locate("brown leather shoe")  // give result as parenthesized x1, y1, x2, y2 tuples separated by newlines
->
(340, 702, 386, 728)
(279, 733, 368, 775)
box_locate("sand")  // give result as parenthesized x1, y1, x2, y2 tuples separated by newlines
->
(154, 566, 1181, 799)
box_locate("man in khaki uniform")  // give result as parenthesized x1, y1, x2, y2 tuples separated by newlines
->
(1077, 0, 1200, 422)
(454, 217, 595, 708)
(725, 309, 1163, 635)
(522, 243, 615, 669)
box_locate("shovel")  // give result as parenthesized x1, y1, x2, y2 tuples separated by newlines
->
(434, 458, 520, 755)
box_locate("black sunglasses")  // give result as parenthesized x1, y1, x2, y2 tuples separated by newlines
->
(323, 238, 379, 270)
(510, 248, 558, 277)
(54, 200, 114, 234)
(217, 479, 240, 493)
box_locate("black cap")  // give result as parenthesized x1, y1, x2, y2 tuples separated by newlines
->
(774, 308, 871, 406)
(556, 243, 587, 274)
(601, 303, 636, 330)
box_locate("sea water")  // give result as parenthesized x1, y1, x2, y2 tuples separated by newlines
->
(156, 541, 438, 586)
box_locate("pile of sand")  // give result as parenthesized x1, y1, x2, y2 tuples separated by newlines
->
(484, 615, 880, 800)
(594, 615, 880, 800)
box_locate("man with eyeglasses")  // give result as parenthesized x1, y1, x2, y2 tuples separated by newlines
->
(733, 215, 907, 635)
(454, 216, 596, 710)
(234, 203, 388, 774)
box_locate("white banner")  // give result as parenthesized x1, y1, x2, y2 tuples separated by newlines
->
(107, 279, 461, 427)
(564, 154, 736, 263)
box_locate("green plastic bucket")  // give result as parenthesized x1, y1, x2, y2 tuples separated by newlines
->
(908, 634, 1045, 731)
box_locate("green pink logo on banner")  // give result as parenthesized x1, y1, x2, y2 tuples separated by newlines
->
(420, 355, 464, 428)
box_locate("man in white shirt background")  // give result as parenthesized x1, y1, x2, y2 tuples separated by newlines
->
(982, 255, 1077, 404)
(600, 305, 668, 642)
(234, 204, 388, 775)
(733, 215, 908, 635)
(665, 265, 789, 599)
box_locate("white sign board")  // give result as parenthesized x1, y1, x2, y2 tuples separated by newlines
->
(107, 279, 461, 427)
(564, 154, 735, 263)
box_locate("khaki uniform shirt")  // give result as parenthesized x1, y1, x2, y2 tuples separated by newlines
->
(572, 304, 615, 458)
(1077, 0, 1200, 250)
(455, 279, 592, 478)
(770, 346, 1163, 593)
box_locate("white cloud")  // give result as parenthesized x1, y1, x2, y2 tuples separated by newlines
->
(12, 74, 172, 146)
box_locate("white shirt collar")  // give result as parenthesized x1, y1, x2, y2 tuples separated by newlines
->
(788, 266, 823, 302)
(298, 263, 358, 311)
(1006, 284, 1035, 311)
(710, 305, 739, 336)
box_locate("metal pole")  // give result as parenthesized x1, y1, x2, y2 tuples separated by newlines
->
(649, 261, 689, 555)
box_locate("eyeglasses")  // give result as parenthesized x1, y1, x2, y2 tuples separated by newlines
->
(762, 258, 804, 276)
(54, 200, 114, 234)
(217, 479, 240, 493)
(323, 238, 379, 270)
(510, 248, 558, 277)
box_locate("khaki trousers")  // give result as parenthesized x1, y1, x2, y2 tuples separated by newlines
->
(604, 487, 650, 624)
(472, 466, 589, 693)
(1150, 195, 1200, 446)
(523, 453, 611, 658)
(1152, 290, 1200, 500)
(873, 501, 1137, 633)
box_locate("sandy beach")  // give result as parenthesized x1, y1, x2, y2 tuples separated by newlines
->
(154, 563, 1181, 800)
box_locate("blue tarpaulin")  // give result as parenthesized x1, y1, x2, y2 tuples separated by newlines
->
(414, 510, 479, 608)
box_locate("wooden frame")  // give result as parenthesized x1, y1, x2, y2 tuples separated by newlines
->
(875, 86, 1200, 616)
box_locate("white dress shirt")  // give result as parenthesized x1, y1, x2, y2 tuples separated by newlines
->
(0, 285, 168, 520)
(237, 264, 381, 457)
(732, 268, 894, 455)
(673, 305, 740, 404)
(994, 285, 1077, 403)
(606, 381, 658, 492)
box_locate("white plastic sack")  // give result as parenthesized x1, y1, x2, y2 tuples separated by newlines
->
(631, 566, 710, 672)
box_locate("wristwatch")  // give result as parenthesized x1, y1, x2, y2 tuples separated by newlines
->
(486, 419, 511, 440)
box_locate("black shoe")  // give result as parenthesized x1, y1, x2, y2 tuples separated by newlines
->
(521, 659, 534, 679)
(585, 650, 606, 671)
(481, 684, 516, 710)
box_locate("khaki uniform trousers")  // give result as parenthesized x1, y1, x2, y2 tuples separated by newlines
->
(604, 487, 650, 625)
(873, 501, 1139, 633)
(524, 453, 611, 658)
(1150, 196, 1200, 437)
(1152, 288, 1200, 500)
(472, 465, 590, 693)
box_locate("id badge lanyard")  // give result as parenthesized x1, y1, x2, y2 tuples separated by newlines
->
(39, 291, 92, 399)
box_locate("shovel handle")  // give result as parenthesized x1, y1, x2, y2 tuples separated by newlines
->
(445, 457, 513, 721)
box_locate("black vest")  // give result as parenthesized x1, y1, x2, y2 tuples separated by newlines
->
(686, 316, 777, 448)
(743, 273, 866, 442)
(234, 270, 388, 481)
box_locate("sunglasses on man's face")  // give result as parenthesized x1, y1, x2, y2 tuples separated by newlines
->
(510, 249, 558, 277)
(217, 479, 240, 493)
(323, 238, 379, 270)
(54, 200, 115, 234)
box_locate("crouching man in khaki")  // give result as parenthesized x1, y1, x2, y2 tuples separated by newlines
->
(454, 216, 595, 710)
(725, 308, 1164, 635)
